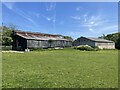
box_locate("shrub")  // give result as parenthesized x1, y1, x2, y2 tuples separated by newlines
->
(94, 46, 101, 51)
(30, 48, 46, 51)
(2, 46, 12, 51)
(74, 45, 100, 51)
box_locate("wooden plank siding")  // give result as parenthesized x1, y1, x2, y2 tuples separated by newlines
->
(27, 40, 72, 48)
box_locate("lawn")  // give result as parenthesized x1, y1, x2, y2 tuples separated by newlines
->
(2, 49, 118, 88)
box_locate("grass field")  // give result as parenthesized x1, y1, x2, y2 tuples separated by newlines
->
(2, 49, 118, 88)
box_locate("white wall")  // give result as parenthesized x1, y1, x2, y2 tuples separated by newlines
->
(95, 42, 115, 49)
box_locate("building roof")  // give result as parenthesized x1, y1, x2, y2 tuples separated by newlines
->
(82, 37, 114, 43)
(13, 30, 71, 41)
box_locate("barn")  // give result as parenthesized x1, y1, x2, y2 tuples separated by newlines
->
(12, 31, 73, 51)
(73, 37, 115, 49)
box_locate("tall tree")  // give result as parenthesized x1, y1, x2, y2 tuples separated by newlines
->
(1, 24, 18, 46)
(2, 26, 13, 46)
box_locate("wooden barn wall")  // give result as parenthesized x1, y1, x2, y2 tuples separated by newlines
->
(27, 40, 48, 48)
(27, 40, 72, 48)
(73, 37, 95, 47)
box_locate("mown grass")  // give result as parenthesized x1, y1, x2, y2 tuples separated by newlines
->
(2, 49, 118, 88)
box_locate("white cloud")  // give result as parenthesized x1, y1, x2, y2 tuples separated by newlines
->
(47, 17, 51, 21)
(53, 19, 56, 23)
(3, 2, 15, 10)
(3, 2, 39, 27)
(7, 6, 39, 27)
(83, 15, 115, 33)
(46, 2, 56, 11)
(76, 7, 82, 11)
(84, 18, 87, 23)
(97, 25, 118, 33)
(42, 15, 55, 22)
(71, 16, 81, 20)
(80, 14, 109, 29)
(70, 12, 117, 35)
(66, 25, 118, 39)
(18, 11, 37, 26)
(41, 14, 56, 31)
(88, 15, 109, 26)
(88, 25, 118, 35)
(90, 21, 94, 25)
(89, 28, 94, 31)
(84, 14, 88, 17)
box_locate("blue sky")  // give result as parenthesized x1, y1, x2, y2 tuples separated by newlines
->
(2, 2, 118, 39)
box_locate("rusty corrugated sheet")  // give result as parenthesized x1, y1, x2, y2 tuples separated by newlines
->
(15, 31, 70, 41)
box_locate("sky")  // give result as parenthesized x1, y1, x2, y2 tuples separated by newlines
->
(2, 2, 118, 39)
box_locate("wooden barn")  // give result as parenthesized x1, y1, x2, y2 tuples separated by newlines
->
(12, 31, 73, 51)
(73, 37, 115, 49)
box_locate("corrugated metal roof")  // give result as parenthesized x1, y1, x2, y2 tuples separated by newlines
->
(15, 31, 70, 41)
(84, 37, 114, 43)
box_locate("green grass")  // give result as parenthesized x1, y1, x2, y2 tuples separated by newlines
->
(2, 49, 118, 88)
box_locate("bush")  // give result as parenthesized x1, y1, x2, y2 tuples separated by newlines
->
(74, 45, 100, 51)
(2, 46, 12, 51)
(30, 48, 46, 51)
(94, 46, 101, 51)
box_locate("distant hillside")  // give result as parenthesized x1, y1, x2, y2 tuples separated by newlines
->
(99, 32, 120, 49)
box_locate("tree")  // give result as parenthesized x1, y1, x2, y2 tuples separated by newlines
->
(1, 24, 18, 46)
(2, 26, 13, 46)
(63, 36, 73, 41)
(116, 33, 120, 49)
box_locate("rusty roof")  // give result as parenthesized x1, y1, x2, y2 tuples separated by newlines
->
(14, 31, 71, 41)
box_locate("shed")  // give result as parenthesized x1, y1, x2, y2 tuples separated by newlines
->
(73, 37, 115, 49)
(12, 31, 73, 51)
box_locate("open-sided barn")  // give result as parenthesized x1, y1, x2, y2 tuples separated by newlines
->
(73, 37, 115, 49)
(12, 31, 73, 51)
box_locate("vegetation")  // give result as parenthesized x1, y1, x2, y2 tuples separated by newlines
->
(1, 46, 12, 51)
(74, 45, 100, 51)
(1, 24, 17, 46)
(99, 33, 120, 49)
(2, 26, 13, 46)
(116, 33, 120, 49)
(2, 49, 118, 88)
(63, 36, 73, 41)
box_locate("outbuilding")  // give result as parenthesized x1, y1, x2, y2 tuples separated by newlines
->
(12, 31, 73, 51)
(73, 37, 115, 49)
